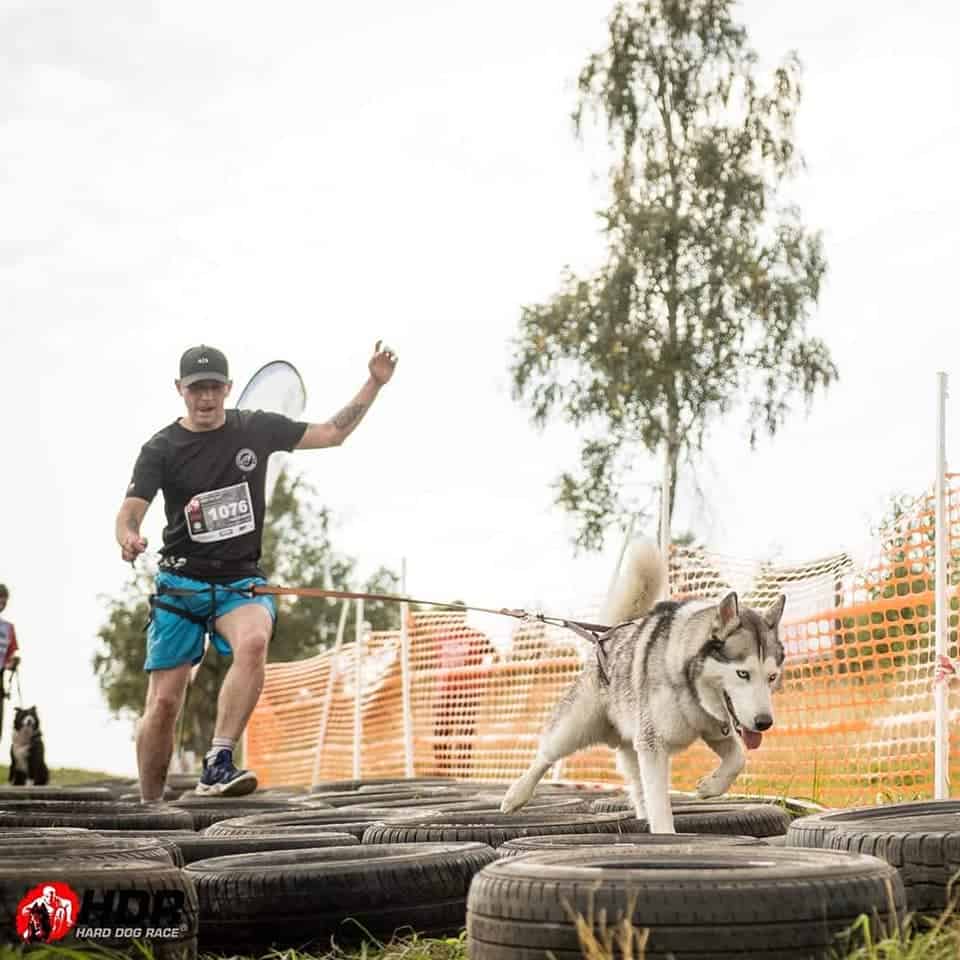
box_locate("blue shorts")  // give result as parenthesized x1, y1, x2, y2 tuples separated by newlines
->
(145, 572, 276, 672)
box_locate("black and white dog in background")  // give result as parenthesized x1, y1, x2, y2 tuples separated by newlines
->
(9, 706, 49, 786)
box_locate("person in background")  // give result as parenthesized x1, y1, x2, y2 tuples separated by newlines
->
(0, 584, 21, 741)
(0, 585, 20, 671)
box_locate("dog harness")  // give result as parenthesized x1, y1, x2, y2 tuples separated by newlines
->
(554, 619, 619, 685)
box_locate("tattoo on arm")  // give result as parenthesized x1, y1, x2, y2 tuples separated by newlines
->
(330, 403, 367, 432)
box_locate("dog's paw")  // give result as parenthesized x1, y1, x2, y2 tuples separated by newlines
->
(500, 779, 533, 814)
(696, 772, 734, 799)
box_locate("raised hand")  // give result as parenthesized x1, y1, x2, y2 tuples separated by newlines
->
(369, 340, 398, 386)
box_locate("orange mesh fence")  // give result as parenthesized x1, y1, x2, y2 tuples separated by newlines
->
(246, 481, 960, 806)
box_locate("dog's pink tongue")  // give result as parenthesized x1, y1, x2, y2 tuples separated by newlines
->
(742, 729, 763, 750)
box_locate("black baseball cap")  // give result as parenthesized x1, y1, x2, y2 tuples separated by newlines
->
(179, 345, 230, 387)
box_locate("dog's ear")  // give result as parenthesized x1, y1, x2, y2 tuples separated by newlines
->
(763, 594, 786, 629)
(714, 592, 740, 634)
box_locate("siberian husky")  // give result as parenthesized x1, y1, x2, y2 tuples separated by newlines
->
(501, 541, 786, 833)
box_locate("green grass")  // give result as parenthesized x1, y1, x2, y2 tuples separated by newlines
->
(830, 911, 960, 960)
(0, 938, 469, 960)
(3, 919, 960, 960)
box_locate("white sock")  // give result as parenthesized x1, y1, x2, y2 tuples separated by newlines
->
(206, 736, 235, 761)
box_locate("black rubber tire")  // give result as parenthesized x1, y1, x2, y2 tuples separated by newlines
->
(0, 836, 179, 866)
(164, 773, 203, 792)
(168, 796, 295, 830)
(788, 800, 960, 850)
(667, 803, 791, 837)
(71, 777, 137, 786)
(467, 846, 905, 959)
(309, 777, 456, 793)
(814, 812, 960, 914)
(362, 811, 643, 847)
(338, 796, 591, 814)
(326, 796, 486, 810)
(0, 858, 199, 959)
(589, 799, 791, 837)
(171, 793, 305, 809)
(0, 801, 195, 831)
(0, 786, 116, 802)
(251, 788, 311, 801)
(87, 828, 360, 864)
(588, 791, 696, 813)
(185, 841, 496, 952)
(303, 787, 465, 807)
(203, 807, 433, 840)
(117, 786, 181, 803)
(161, 831, 360, 864)
(355, 779, 462, 792)
(0, 827, 93, 837)
(446, 795, 593, 812)
(459, 781, 623, 798)
(497, 832, 768, 857)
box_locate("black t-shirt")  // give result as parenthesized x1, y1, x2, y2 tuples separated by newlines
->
(126, 409, 308, 581)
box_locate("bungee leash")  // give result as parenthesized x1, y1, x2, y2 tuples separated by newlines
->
(152, 580, 618, 684)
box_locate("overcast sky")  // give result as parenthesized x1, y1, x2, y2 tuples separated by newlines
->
(1, 1, 958, 775)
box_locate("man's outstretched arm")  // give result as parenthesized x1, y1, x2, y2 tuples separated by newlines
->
(296, 340, 398, 450)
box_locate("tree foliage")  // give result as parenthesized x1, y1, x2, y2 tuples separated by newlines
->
(511, 0, 838, 551)
(93, 470, 400, 756)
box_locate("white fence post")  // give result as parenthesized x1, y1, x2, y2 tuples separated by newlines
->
(352, 598, 364, 780)
(311, 599, 350, 786)
(935, 371, 950, 799)
(659, 448, 672, 600)
(400, 557, 415, 777)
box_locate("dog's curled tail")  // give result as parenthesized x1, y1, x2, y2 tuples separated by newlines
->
(599, 539, 667, 626)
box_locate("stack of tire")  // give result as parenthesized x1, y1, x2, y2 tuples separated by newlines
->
(0, 782, 200, 958)
(0, 777, 907, 958)
(786, 799, 960, 916)
(448, 792, 903, 959)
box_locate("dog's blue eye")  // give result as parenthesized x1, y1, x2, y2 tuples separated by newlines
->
(736, 669, 750, 680)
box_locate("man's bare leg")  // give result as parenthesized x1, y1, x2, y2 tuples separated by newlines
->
(193, 603, 272, 796)
(137, 663, 191, 802)
(213, 603, 273, 741)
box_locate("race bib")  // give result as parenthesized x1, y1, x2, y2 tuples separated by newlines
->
(184, 482, 255, 543)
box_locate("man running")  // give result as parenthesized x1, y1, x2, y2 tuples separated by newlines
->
(116, 342, 397, 801)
